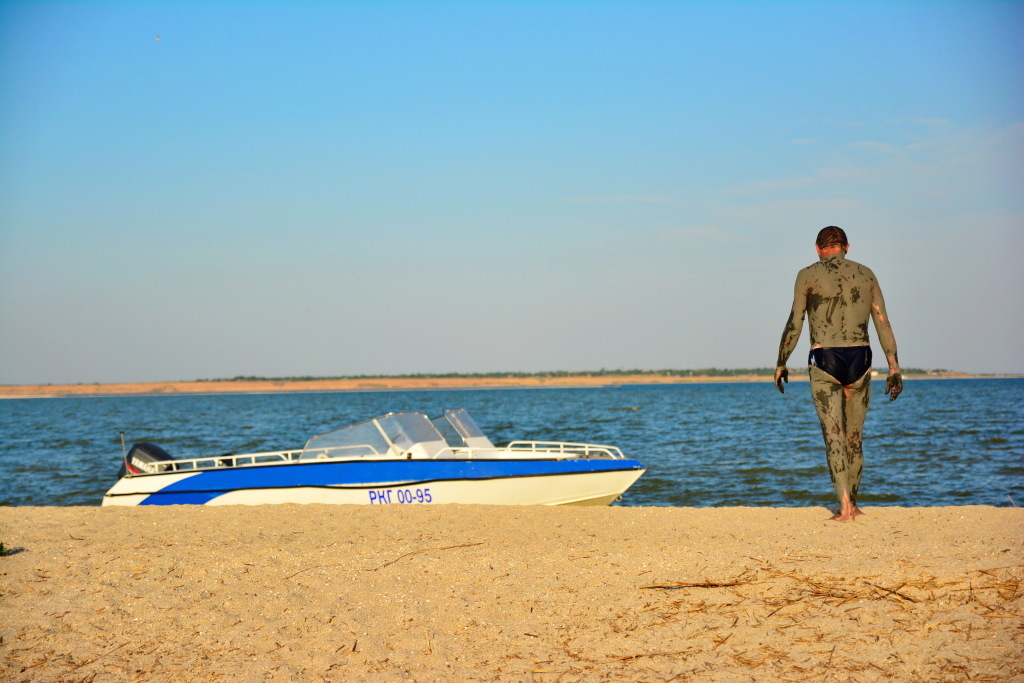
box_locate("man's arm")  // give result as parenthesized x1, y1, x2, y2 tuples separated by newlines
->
(775, 273, 807, 393)
(870, 277, 902, 401)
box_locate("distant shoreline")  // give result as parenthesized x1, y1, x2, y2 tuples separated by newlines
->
(0, 371, 1003, 398)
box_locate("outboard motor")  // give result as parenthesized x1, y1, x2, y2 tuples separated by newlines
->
(118, 442, 175, 478)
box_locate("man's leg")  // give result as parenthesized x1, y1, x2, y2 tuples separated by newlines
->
(809, 366, 856, 521)
(842, 369, 872, 517)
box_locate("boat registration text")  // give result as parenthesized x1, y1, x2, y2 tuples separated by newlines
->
(368, 487, 433, 505)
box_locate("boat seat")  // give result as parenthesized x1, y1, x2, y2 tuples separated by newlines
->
(400, 440, 452, 459)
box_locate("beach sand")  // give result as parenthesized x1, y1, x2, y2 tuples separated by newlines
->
(0, 375, 780, 398)
(0, 372, 988, 399)
(1, 505, 1021, 682)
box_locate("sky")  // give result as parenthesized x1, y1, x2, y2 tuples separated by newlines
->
(1, 1, 1022, 384)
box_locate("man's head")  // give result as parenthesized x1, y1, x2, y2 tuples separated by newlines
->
(816, 226, 849, 257)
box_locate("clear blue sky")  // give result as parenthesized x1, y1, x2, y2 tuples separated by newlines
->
(1, 1, 1021, 384)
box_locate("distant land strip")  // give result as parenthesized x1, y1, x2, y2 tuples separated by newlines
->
(0, 368, 1000, 398)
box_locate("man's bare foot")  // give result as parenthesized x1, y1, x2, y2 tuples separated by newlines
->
(830, 493, 858, 521)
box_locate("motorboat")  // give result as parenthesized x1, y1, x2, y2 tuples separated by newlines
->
(101, 409, 646, 506)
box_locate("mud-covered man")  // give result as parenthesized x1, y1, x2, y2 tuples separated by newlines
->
(775, 226, 902, 521)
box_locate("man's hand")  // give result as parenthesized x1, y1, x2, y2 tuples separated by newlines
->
(774, 366, 789, 394)
(885, 372, 903, 401)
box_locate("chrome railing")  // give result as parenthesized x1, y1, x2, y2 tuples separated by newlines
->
(503, 441, 625, 459)
(132, 449, 302, 473)
(125, 439, 624, 476)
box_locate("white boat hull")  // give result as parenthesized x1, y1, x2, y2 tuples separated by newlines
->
(103, 410, 647, 507)
(102, 458, 646, 507)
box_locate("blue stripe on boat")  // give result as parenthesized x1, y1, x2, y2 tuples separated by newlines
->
(136, 458, 643, 505)
(143, 491, 225, 505)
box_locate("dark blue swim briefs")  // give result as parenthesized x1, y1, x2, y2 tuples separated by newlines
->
(808, 346, 872, 386)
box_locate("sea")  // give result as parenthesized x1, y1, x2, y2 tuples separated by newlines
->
(0, 378, 1020, 509)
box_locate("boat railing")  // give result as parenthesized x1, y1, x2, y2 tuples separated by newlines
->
(301, 444, 384, 460)
(138, 449, 303, 473)
(125, 439, 624, 475)
(129, 442, 404, 474)
(470, 441, 625, 460)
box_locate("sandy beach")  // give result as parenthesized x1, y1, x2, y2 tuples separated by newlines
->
(1, 505, 1020, 682)
(0, 375, 778, 398)
(0, 371, 987, 399)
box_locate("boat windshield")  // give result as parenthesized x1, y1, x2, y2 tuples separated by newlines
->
(431, 408, 493, 448)
(301, 412, 446, 460)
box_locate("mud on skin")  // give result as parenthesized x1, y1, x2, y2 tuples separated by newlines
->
(776, 247, 901, 518)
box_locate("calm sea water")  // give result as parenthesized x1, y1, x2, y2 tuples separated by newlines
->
(0, 379, 1020, 508)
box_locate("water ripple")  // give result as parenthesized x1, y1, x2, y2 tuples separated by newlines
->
(0, 378, 1020, 508)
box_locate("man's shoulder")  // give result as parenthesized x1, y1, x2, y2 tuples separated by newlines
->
(803, 257, 877, 276)
(843, 258, 877, 279)
(798, 260, 824, 274)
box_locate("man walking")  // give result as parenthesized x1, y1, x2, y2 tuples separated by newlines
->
(775, 226, 902, 521)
